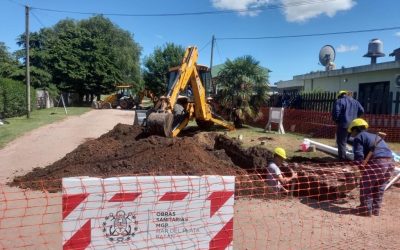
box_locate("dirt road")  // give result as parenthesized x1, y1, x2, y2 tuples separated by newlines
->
(0, 109, 399, 249)
(0, 109, 134, 249)
(0, 109, 134, 182)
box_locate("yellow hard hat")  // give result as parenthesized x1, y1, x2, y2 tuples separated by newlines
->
(348, 118, 369, 133)
(337, 90, 348, 98)
(274, 147, 287, 159)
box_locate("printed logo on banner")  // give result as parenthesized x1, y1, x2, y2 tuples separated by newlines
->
(63, 176, 235, 249)
(102, 210, 138, 243)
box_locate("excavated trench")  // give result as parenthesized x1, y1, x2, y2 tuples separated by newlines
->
(10, 124, 359, 200)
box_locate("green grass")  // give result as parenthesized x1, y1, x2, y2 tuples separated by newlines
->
(0, 107, 91, 148)
(185, 121, 400, 155)
(222, 124, 400, 157)
(140, 98, 154, 108)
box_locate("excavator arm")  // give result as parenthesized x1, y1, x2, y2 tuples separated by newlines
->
(165, 47, 197, 110)
(146, 46, 234, 137)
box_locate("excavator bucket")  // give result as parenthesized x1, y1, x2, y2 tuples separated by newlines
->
(146, 112, 174, 137)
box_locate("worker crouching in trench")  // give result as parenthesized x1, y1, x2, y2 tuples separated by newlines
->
(265, 147, 298, 197)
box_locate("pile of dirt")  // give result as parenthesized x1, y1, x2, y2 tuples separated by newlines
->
(11, 124, 359, 200)
(215, 135, 274, 169)
(11, 124, 251, 191)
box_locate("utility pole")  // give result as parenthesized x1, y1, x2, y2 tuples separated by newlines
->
(210, 35, 215, 70)
(209, 35, 216, 94)
(209, 35, 215, 73)
(25, 5, 31, 118)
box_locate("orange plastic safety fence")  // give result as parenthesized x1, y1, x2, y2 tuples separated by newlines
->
(254, 107, 400, 142)
(1, 164, 399, 250)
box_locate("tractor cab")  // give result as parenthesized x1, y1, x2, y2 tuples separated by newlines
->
(167, 64, 213, 98)
(115, 85, 134, 109)
(115, 85, 133, 99)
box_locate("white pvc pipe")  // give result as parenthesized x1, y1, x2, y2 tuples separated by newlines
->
(385, 167, 400, 191)
(303, 138, 354, 160)
(302, 139, 400, 190)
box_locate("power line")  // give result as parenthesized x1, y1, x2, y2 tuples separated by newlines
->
(6, 0, 25, 7)
(199, 40, 211, 52)
(31, 10, 46, 28)
(30, 0, 334, 17)
(214, 40, 223, 63)
(7, 0, 47, 29)
(217, 26, 400, 40)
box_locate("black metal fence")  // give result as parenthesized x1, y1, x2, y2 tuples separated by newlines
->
(267, 91, 400, 115)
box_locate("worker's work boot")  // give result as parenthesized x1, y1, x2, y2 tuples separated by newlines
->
(372, 210, 380, 216)
(351, 205, 372, 217)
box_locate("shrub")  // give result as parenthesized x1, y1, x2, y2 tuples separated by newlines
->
(0, 78, 36, 118)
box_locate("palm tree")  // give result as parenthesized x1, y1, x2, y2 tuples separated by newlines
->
(215, 55, 269, 128)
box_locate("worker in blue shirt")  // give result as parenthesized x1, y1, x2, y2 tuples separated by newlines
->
(348, 118, 394, 216)
(332, 90, 364, 160)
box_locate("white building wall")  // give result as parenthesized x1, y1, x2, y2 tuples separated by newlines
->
(276, 61, 400, 114)
(303, 68, 399, 93)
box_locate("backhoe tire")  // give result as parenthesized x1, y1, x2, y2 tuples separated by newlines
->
(101, 102, 112, 109)
(196, 119, 214, 130)
(120, 99, 129, 110)
(111, 100, 118, 109)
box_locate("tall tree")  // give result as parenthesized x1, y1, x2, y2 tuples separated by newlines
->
(15, 16, 142, 102)
(0, 42, 20, 79)
(15, 29, 54, 89)
(79, 16, 142, 95)
(143, 43, 185, 97)
(214, 55, 269, 127)
(45, 20, 89, 97)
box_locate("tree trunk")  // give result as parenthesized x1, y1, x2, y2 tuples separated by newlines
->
(78, 93, 84, 105)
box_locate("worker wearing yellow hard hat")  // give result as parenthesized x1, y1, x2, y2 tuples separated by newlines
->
(347, 118, 369, 133)
(332, 89, 364, 160)
(274, 147, 287, 159)
(265, 147, 297, 196)
(337, 90, 348, 98)
(348, 118, 394, 216)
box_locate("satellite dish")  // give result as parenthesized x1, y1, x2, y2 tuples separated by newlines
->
(319, 45, 336, 70)
(396, 75, 400, 87)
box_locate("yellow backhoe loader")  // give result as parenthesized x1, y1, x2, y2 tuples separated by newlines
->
(145, 46, 234, 137)
(94, 85, 135, 109)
